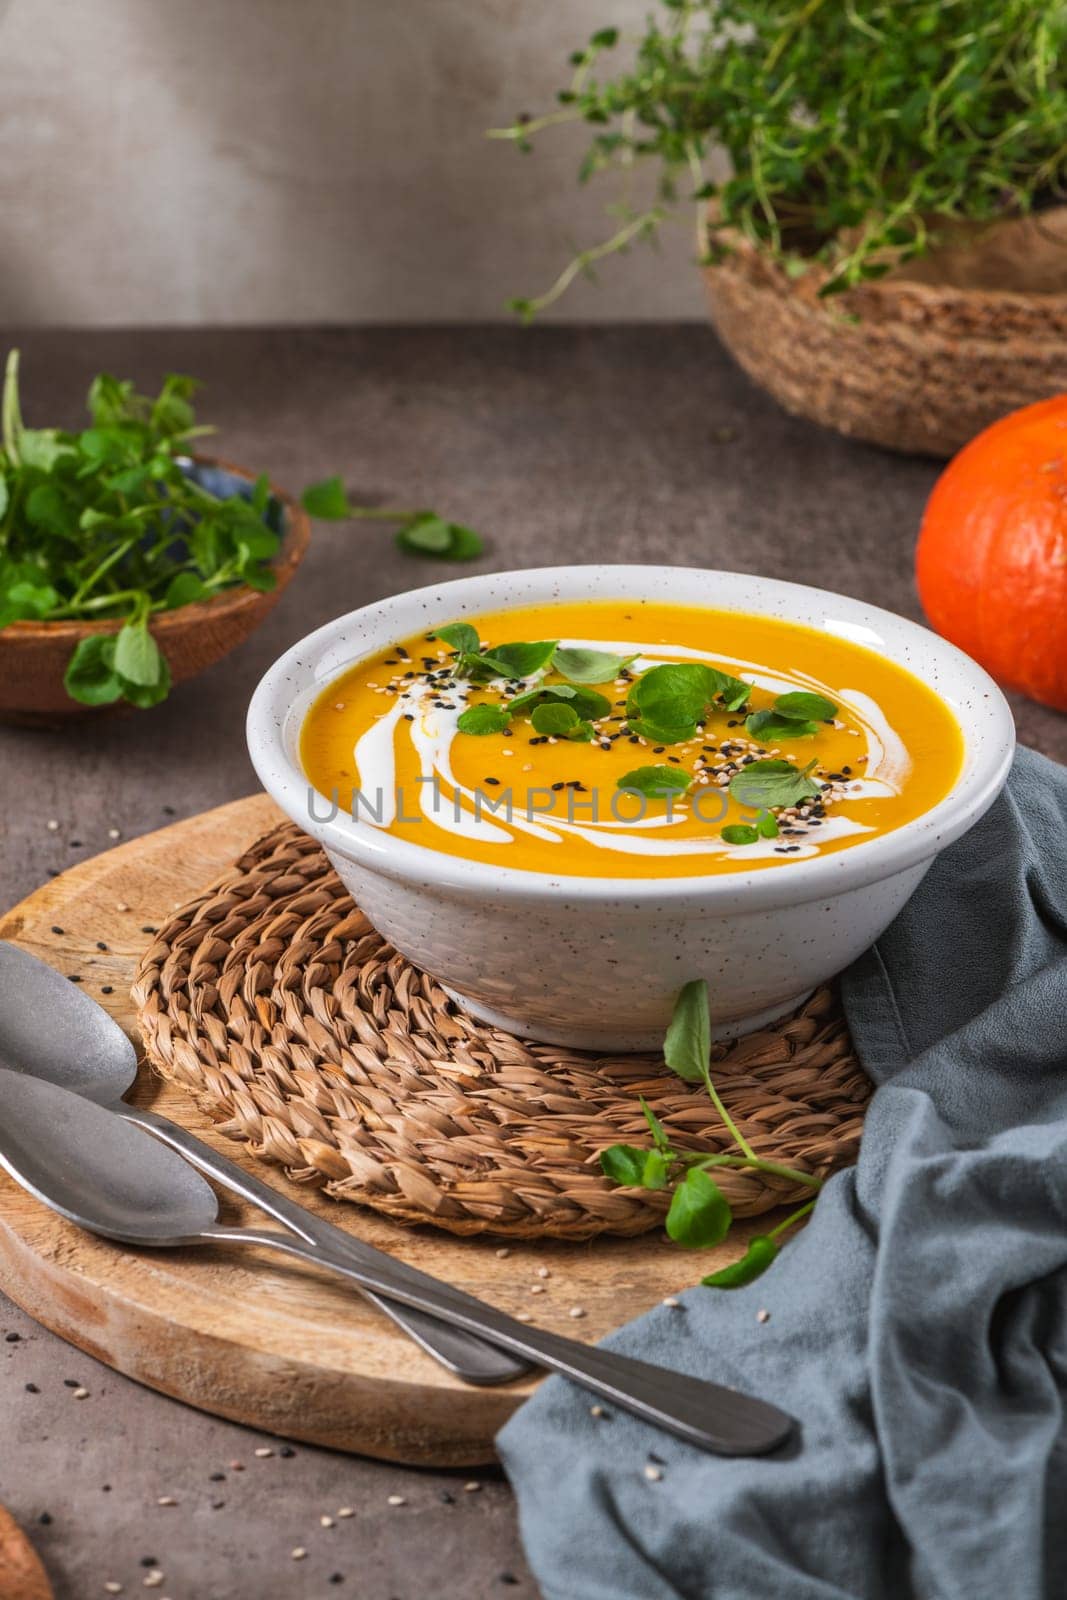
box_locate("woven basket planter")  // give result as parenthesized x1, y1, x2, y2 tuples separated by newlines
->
(703, 208, 1067, 457)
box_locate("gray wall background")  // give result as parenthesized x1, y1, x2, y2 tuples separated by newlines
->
(0, 0, 707, 326)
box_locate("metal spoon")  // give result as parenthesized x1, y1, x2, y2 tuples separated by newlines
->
(0, 1067, 794, 1455)
(0, 941, 526, 1385)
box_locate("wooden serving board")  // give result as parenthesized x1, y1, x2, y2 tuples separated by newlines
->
(0, 1506, 52, 1600)
(0, 796, 772, 1467)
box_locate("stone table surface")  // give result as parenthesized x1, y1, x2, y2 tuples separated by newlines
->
(0, 326, 1063, 1600)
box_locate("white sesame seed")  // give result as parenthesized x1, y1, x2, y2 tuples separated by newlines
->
(156, 1496, 176, 1507)
(143, 1575, 164, 1590)
(47, 819, 59, 831)
(757, 1308, 770, 1324)
(495, 1247, 510, 1259)
(662, 1296, 680, 1308)
(73, 1386, 89, 1399)
(644, 1465, 663, 1482)
(107, 827, 121, 840)
(515, 1311, 532, 1322)
(254, 1446, 273, 1458)
(321, 1515, 335, 1527)
(501, 749, 513, 757)
(589, 1404, 604, 1418)
(116, 901, 130, 912)
(291, 1547, 307, 1560)
(464, 1482, 481, 1493)
(338, 1506, 354, 1518)
(530, 1283, 544, 1295)
(104, 1584, 124, 1595)
(537, 1266, 550, 1279)
(333, 702, 346, 711)
(387, 1494, 406, 1507)
(568, 1306, 586, 1319)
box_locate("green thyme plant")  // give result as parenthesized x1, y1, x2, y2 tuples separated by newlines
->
(490, 0, 1067, 316)
(0, 352, 483, 709)
(600, 980, 822, 1288)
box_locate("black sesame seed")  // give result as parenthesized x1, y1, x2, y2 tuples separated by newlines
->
(438, 1491, 456, 1505)
(279, 1445, 296, 1458)
(5, 1331, 19, 1342)
(68, 975, 82, 984)
(551, 781, 565, 792)
(101, 986, 114, 995)
(63, 1379, 80, 1388)
(96, 941, 108, 951)
(51, 925, 64, 936)
(484, 777, 501, 786)
(38, 1512, 52, 1526)
(25, 1382, 39, 1393)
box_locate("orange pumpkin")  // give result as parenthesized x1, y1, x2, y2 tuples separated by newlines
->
(916, 395, 1067, 713)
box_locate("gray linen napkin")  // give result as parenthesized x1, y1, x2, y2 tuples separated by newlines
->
(497, 745, 1067, 1600)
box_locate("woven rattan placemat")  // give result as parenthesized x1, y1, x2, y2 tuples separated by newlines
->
(133, 822, 872, 1240)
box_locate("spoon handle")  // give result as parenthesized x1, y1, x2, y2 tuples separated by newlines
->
(207, 1225, 793, 1457)
(126, 1106, 528, 1386)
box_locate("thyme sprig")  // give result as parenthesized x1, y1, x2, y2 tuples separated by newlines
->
(492, 0, 1067, 316)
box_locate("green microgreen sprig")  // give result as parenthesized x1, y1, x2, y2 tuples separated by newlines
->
(600, 979, 822, 1288)
(491, 1, 1067, 315)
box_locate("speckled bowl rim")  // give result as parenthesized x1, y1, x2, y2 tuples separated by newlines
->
(246, 565, 1015, 911)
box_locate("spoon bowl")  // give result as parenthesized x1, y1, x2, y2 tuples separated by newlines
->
(0, 942, 137, 1102)
(0, 1068, 219, 1243)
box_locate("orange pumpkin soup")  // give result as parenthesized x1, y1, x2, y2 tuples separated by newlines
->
(301, 600, 963, 878)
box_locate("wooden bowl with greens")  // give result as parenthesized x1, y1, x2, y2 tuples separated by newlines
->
(0, 354, 310, 725)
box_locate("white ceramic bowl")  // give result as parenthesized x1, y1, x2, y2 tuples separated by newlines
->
(247, 566, 1015, 1051)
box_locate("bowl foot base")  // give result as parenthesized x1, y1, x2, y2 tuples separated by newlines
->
(441, 987, 816, 1055)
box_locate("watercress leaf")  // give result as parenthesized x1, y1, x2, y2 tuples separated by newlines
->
(729, 758, 821, 810)
(395, 513, 451, 553)
(627, 716, 696, 746)
(301, 476, 354, 520)
(756, 810, 779, 839)
(118, 651, 172, 708)
(63, 634, 123, 706)
(485, 639, 558, 678)
(531, 701, 580, 735)
(664, 978, 710, 1085)
(434, 622, 480, 655)
(19, 429, 76, 472)
(701, 1234, 778, 1289)
(25, 482, 77, 540)
(237, 555, 278, 593)
(0, 579, 59, 625)
(745, 709, 820, 742)
(457, 703, 511, 735)
(599, 1144, 652, 1187)
(164, 572, 211, 609)
(150, 373, 198, 437)
(438, 521, 484, 561)
(640, 1095, 673, 1156)
(629, 662, 714, 726)
(249, 473, 271, 515)
(113, 617, 163, 688)
(88, 372, 138, 427)
(616, 765, 691, 798)
(641, 1149, 670, 1190)
(721, 824, 759, 845)
(665, 1166, 732, 1248)
(716, 675, 752, 712)
(552, 645, 636, 684)
(507, 683, 575, 714)
(396, 515, 484, 561)
(774, 690, 836, 722)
